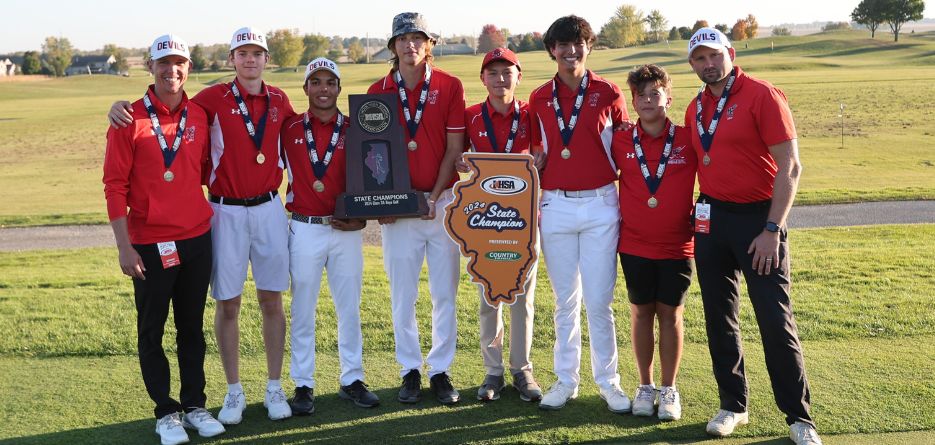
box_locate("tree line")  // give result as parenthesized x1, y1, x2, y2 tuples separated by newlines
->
(851, 0, 925, 41)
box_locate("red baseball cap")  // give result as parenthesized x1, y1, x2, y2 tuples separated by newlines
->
(481, 48, 521, 72)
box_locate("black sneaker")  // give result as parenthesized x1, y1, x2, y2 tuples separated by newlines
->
(430, 373, 460, 405)
(398, 369, 421, 403)
(339, 380, 380, 408)
(289, 386, 315, 415)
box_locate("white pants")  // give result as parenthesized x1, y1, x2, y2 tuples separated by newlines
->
(209, 197, 290, 300)
(382, 191, 461, 378)
(478, 238, 539, 376)
(539, 184, 621, 389)
(288, 220, 365, 388)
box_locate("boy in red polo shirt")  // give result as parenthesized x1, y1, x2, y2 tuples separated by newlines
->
(462, 48, 543, 403)
(528, 15, 631, 413)
(110, 27, 297, 424)
(280, 57, 378, 414)
(367, 12, 466, 406)
(104, 34, 225, 445)
(611, 64, 696, 421)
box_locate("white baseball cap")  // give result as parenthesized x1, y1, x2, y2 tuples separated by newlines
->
(688, 27, 732, 57)
(304, 57, 340, 81)
(230, 26, 268, 51)
(150, 34, 190, 60)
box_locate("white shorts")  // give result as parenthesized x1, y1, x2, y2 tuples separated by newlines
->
(209, 197, 290, 300)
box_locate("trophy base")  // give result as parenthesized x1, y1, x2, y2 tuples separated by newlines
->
(334, 191, 428, 219)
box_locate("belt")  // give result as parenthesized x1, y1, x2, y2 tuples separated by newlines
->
(697, 193, 771, 213)
(553, 184, 615, 198)
(209, 191, 277, 207)
(291, 213, 332, 225)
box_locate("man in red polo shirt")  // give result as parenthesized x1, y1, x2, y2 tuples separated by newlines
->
(528, 15, 631, 413)
(110, 26, 296, 424)
(611, 64, 696, 421)
(462, 48, 543, 403)
(104, 34, 225, 445)
(280, 57, 378, 415)
(367, 12, 466, 405)
(685, 28, 821, 445)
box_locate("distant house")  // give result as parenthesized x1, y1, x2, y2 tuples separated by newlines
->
(0, 56, 20, 76)
(65, 54, 117, 76)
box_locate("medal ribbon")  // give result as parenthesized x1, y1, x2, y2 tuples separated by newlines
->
(230, 81, 270, 152)
(142, 93, 187, 170)
(394, 64, 433, 141)
(551, 71, 589, 149)
(303, 112, 344, 180)
(632, 121, 676, 196)
(480, 100, 520, 153)
(695, 67, 737, 152)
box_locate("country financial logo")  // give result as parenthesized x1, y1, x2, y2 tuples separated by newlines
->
(485, 251, 522, 262)
(481, 175, 528, 196)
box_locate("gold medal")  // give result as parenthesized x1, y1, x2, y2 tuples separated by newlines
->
(256, 152, 266, 164)
(561, 148, 571, 159)
(647, 196, 658, 208)
(703, 153, 711, 166)
(313, 180, 325, 193)
(163, 170, 174, 182)
(407, 140, 418, 151)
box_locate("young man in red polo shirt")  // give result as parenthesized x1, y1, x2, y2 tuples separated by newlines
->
(104, 34, 225, 445)
(367, 12, 466, 405)
(685, 28, 821, 445)
(110, 26, 296, 424)
(462, 48, 544, 403)
(280, 57, 378, 414)
(611, 64, 696, 421)
(528, 15, 631, 413)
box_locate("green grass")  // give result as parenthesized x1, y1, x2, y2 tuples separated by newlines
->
(1, 31, 934, 226)
(0, 225, 933, 444)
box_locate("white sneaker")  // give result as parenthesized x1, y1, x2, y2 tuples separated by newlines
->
(706, 409, 749, 436)
(790, 421, 823, 445)
(538, 381, 578, 410)
(155, 413, 189, 445)
(264, 387, 293, 420)
(182, 408, 225, 438)
(657, 386, 682, 421)
(217, 391, 246, 425)
(632, 385, 657, 416)
(598, 383, 632, 414)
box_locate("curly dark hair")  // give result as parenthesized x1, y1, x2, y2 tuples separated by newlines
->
(626, 64, 672, 97)
(543, 15, 596, 61)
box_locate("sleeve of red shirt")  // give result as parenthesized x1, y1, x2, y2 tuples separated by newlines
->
(281, 90, 297, 120)
(191, 89, 213, 124)
(610, 82, 629, 125)
(528, 91, 542, 148)
(683, 101, 694, 129)
(462, 109, 473, 151)
(609, 129, 627, 174)
(446, 79, 466, 133)
(755, 86, 797, 146)
(103, 124, 135, 221)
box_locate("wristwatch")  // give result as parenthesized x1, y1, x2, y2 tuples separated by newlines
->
(765, 221, 781, 233)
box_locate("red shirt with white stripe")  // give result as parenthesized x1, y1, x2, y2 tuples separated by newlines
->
(683, 66, 797, 203)
(611, 119, 696, 259)
(103, 87, 212, 244)
(529, 70, 629, 191)
(193, 78, 296, 198)
(367, 65, 466, 191)
(281, 111, 348, 217)
(464, 99, 531, 154)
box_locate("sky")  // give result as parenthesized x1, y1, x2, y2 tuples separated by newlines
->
(3, 0, 932, 53)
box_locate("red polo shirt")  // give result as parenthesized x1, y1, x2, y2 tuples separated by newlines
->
(103, 87, 212, 244)
(367, 65, 466, 191)
(611, 119, 696, 259)
(464, 99, 532, 154)
(683, 66, 796, 203)
(529, 70, 629, 191)
(281, 111, 349, 217)
(193, 78, 296, 198)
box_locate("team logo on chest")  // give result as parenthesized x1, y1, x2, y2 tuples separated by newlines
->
(185, 126, 196, 142)
(727, 104, 737, 120)
(588, 92, 600, 107)
(668, 145, 687, 165)
(230, 108, 241, 115)
(478, 131, 488, 138)
(428, 90, 439, 105)
(270, 106, 279, 123)
(626, 152, 635, 159)
(294, 138, 304, 145)
(337, 135, 345, 150)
